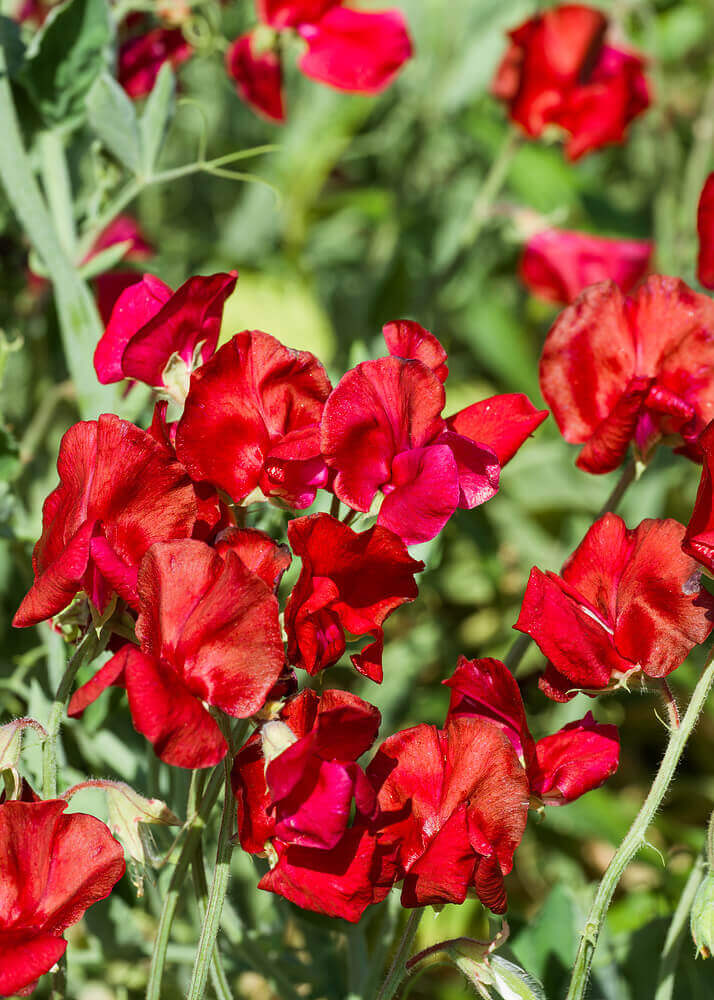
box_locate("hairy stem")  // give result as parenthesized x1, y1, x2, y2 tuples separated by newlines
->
(654, 850, 707, 1000)
(376, 909, 425, 1000)
(566, 645, 714, 1000)
(190, 849, 233, 1000)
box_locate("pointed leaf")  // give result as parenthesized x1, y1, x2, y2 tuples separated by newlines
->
(138, 62, 175, 176)
(87, 73, 141, 173)
(489, 957, 546, 1000)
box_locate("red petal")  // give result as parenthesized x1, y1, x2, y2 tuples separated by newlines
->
(68, 645, 130, 717)
(532, 712, 619, 803)
(94, 275, 171, 385)
(0, 933, 66, 997)
(697, 173, 714, 289)
(257, 0, 339, 29)
(232, 732, 275, 854)
(378, 444, 460, 545)
(447, 393, 548, 466)
(118, 28, 192, 99)
(436, 431, 500, 510)
(383, 320, 448, 382)
(214, 526, 291, 592)
(684, 421, 714, 572)
(297, 7, 412, 94)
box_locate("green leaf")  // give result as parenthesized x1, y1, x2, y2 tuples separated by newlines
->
(0, 15, 26, 78)
(19, 0, 112, 127)
(87, 72, 141, 173)
(138, 62, 175, 176)
(0, 423, 20, 482)
(488, 957, 546, 1000)
(78, 238, 133, 280)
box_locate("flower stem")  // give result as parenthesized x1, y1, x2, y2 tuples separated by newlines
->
(145, 766, 224, 1000)
(190, 851, 233, 1000)
(185, 756, 236, 1000)
(42, 627, 108, 799)
(376, 909, 425, 1000)
(654, 850, 707, 1000)
(566, 644, 714, 1000)
(460, 129, 521, 251)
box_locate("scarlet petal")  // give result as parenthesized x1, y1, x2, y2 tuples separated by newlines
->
(118, 28, 192, 99)
(13, 521, 93, 629)
(575, 375, 650, 473)
(684, 421, 714, 572)
(435, 431, 500, 510)
(383, 320, 448, 382)
(697, 173, 714, 289)
(68, 646, 130, 718)
(226, 33, 285, 123)
(94, 275, 171, 385)
(447, 393, 548, 466)
(214, 526, 291, 592)
(379, 445, 460, 545)
(532, 712, 619, 804)
(232, 732, 275, 854)
(0, 933, 66, 997)
(257, 0, 339, 29)
(297, 7, 412, 94)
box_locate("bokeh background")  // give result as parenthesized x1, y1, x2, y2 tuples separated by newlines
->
(2, 0, 714, 996)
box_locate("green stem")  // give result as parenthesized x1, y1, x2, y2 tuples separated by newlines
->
(707, 809, 714, 869)
(191, 846, 233, 1000)
(654, 850, 707, 1000)
(0, 45, 120, 419)
(186, 756, 236, 1000)
(566, 645, 714, 1000)
(376, 909, 425, 1000)
(459, 129, 521, 252)
(145, 766, 224, 1000)
(42, 627, 108, 799)
(38, 131, 76, 257)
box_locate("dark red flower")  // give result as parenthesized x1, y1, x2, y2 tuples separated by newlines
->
(683, 422, 714, 574)
(515, 514, 714, 701)
(232, 689, 389, 921)
(175, 330, 332, 509)
(321, 325, 546, 543)
(521, 229, 653, 304)
(13, 415, 200, 628)
(214, 526, 291, 593)
(228, 0, 412, 120)
(444, 656, 619, 804)
(284, 513, 423, 682)
(94, 272, 237, 395)
(118, 28, 193, 99)
(492, 4, 649, 160)
(540, 276, 714, 473)
(697, 173, 714, 290)
(69, 538, 285, 769)
(368, 717, 529, 912)
(0, 799, 124, 998)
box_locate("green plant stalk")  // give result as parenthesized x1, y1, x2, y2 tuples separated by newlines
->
(190, 846, 233, 1000)
(458, 129, 521, 253)
(38, 130, 76, 257)
(0, 46, 120, 419)
(42, 627, 108, 799)
(654, 850, 707, 1000)
(376, 908, 425, 1000)
(186, 757, 236, 1000)
(566, 645, 714, 1000)
(145, 765, 224, 1000)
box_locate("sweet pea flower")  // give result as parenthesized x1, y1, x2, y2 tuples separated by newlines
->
(697, 173, 714, 290)
(69, 538, 285, 769)
(540, 276, 714, 474)
(444, 657, 620, 805)
(321, 322, 547, 544)
(175, 329, 332, 509)
(94, 271, 237, 399)
(368, 716, 529, 912)
(0, 799, 125, 997)
(118, 27, 192, 99)
(226, 0, 413, 122)
(284, 513, 423, 683)
(515, 514, 714, 701)
(492, 4, 650, 160)
(521, 229, 653, 304)
(233, 689, 390, 921)
(13, 415, 201, 628)
(683, 422, 714, 574)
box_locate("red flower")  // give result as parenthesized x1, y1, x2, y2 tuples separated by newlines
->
(13, 415, 200, 629)
(118, 27, 193, 99)
(233, 689, 389, 920)
(321, 324, 546, 543)
(540, 276, 714, 473)
(683, 422, 714, 573)
(444, 656, 619, 804)
(492, 4, 649, 160)
(515, 514, 714, 701)
(94, 272, 237, 395)
(284, 513, 423, 683)
(0, 799, 124, 998)
(521, 229, 653, 304)
(175, 330, 332, 509)
(368, 717, 529, 912)
(697, 173, 714, 290)
(226, 0, 412, 122)
(69, 538, 285, 769)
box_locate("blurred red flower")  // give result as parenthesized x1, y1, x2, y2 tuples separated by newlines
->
(118, 28, 192, 99)
(697, 173, 714, 289)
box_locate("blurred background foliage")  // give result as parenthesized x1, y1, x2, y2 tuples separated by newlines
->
(2, 0, 714, 996)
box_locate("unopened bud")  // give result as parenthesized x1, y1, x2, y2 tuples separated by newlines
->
(261, 720, 297, 764)
(691, 870, 714, 958)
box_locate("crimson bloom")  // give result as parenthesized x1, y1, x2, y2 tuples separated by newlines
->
(697, 173, 714, 290)
(176, 330, 332, 509)
(683, 422, 714, 574)
(69, 537, 284, 769)
(233, 689, 389, 921)
(118, 27, 192, 98)
(540, 276, 714, 474)
(492, 4, 649, 160)
(13, 415, 200, 629)
(444, 656, 619, 804)
(521, 229, 653, 305)
(94, 271, 237, 396)
(226, 0, 412, 122)
(321, 322, 547, 544)
(284, 513, 423, 683)
(515, 514, 714, 701)
(368, 716, 529, 912)
(0, 799, 125, 998)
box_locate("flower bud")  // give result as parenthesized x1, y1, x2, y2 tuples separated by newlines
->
(691, 870, 714, 958)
